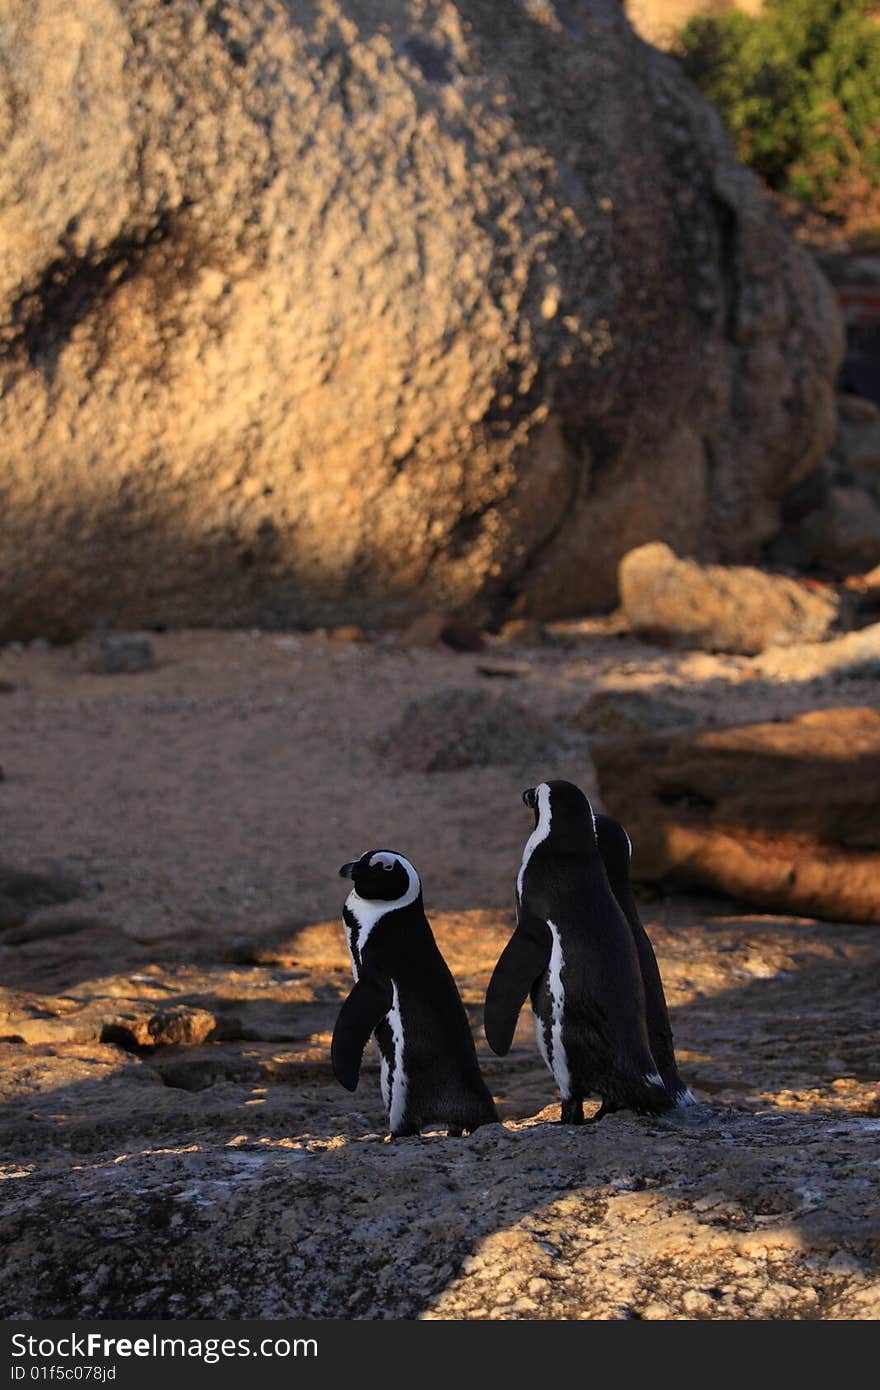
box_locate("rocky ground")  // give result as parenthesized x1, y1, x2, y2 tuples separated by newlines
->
(1, 625, 879, 1319)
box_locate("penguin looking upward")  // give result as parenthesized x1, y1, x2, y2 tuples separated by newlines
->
(484, 780, 672, 1124)
(594, 814, 694, 1108)
(333, 849, 498, 1139)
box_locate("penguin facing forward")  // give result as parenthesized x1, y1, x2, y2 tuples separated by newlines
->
(594, 813, 694, 1108)
(484, 780, 673, 1124)
(333, 849, 499, 1139)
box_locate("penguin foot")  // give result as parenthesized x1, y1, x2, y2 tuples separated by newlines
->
(447, 1126, 464, 1138)
(560, 1098, 585, 1126)
(386, 1127, 421, 1142)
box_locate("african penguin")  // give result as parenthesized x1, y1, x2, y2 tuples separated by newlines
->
(333, 849, 499, 1138)
(594, 813, 694, 1108)
(484, 780, 673, 1124)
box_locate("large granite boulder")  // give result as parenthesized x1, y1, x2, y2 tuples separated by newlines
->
(0, 0, 841, 639)
(594, 706, 880, 924)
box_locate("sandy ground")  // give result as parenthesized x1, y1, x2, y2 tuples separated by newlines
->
(1, 625, 878, 1319)
(2, 622, 878, 941)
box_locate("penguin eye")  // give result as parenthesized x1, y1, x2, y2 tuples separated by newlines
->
(379, 862, 394, 871)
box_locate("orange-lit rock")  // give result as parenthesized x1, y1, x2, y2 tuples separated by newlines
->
(594, 706, 880, 922)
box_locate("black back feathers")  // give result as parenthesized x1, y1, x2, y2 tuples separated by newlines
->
(595, 813, 691, 1105)
(486, 780, 679, 1118)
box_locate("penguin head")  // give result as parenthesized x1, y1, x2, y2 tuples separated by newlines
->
(339, 849, 420, 903)
(523, 780, 599, 852)
(594, 813, 633, 882)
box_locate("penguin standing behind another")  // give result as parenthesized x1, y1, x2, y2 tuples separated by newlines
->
(333, 849, 499, 1138)
(484, 780, 673, 1124)
(595, 813, 694, 1108)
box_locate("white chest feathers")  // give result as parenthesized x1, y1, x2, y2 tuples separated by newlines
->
(545, 919, 572, 1101)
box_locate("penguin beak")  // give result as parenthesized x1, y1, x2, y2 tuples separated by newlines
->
(338, 861, 356, 879)
(522, 788, 536, 808)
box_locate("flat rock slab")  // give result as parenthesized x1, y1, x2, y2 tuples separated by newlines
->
(619, 542, 840, 654)
(594, 706, 880, 923)
(1, 905, 878, 1319)
(1, 1107, 877, 1320)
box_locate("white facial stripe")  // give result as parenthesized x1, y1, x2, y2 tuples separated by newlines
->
(547, 919, 572, 1100)
(369, 852, 397, 869)
(585, 797, 597, 836)
(624, 829, 633, 858)
(387, 981, 407, 1132)
(345, 853, 422, 958)
(517, 783, 552, 899)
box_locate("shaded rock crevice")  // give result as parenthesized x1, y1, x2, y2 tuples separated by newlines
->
(3, 214, 178, 379)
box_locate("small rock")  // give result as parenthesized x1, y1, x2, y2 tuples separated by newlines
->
(154, 1052, 263, 1090)
(618, 542, 839, 654)
(11, 1016, 100, 1046)
(82, 634, 155, 675)
(398, 613, 453, 648)
(641, 1301, 672, 1320)
(101, 1006, 217, 1050)
(399, 612, 486, 653)
(439, 620, 487, 653)
(497, 619, 548, 647)
(475, 661, 531, 679)
(572, 689, 698, 739)
(328, 625, 366, 643)
(376, 688, 558, 772)
(845, 561, 880, 595)
(682, 1288, 714, 1314)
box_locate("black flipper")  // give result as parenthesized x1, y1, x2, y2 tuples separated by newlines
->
(484, 911, 551, 1056)
(331, 971, 393, 1092)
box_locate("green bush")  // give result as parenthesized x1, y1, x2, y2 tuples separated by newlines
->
(676, 0, 880, 214)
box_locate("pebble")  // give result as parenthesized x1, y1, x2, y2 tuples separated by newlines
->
(82, 633, 156, 675)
